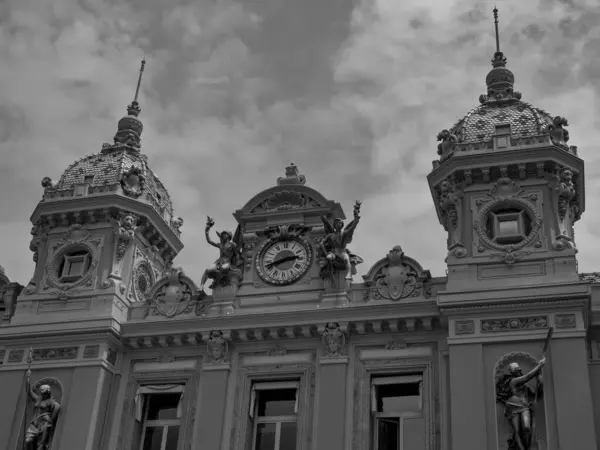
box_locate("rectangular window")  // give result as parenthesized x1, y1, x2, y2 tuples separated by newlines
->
(250, 381, 299, 450)
(60, 253, 90, 282)
(136, 385, 184, 450)
(371, 375, 424, 450)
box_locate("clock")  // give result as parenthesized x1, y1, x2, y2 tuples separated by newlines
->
(255, 237, 313, 285)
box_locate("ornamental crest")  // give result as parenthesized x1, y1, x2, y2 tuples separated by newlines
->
(121, 166, 146, 198)
(363, 246, 431, 301)
(149, 267, 196, 318)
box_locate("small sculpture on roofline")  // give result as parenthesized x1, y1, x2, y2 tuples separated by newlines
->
(318, 200, 363, 282)
(200, 216, 243, 291)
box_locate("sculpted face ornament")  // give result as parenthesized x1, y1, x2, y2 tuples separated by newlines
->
(206, 330, 228, 364)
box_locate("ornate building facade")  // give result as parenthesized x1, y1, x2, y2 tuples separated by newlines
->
(0, 12, 599, 450)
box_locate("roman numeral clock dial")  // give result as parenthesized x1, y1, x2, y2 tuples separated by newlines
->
(256, 237, 313, 286)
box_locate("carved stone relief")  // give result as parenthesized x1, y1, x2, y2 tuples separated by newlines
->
(321, 323, 346, 357)
(363, 246, 432, 301)
(481, 316, 548, 333)
(266, 344, 288, 356)
(33, 347, 79, 361)
(112, 213, 139, 268)
(438, 179, 467, 258)
(147, 267, 196, 318)
(206, 330, 229, 364)
(121, 166, 146, 198)
(83, 345, 100, 358)
(546, 167, 579, 251)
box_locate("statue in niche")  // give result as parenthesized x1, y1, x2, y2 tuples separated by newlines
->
(206, 330, 228, 364)
(496, 357, 545, 450)
(200, 216, 243, 290)
(24, 370, 61, 450)
(319, 201, 363, 281)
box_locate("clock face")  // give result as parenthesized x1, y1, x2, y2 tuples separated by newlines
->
(256, 237, 312, 285)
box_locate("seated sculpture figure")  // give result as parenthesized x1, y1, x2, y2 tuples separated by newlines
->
(496, 358, 545, 450)
(319, 201, 363, 281)
(24, 372, 60, 450)
(200, 216, 243, 290)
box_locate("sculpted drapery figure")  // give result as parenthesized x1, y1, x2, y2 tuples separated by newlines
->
(200, 216, 243, 290)
(496, 357, 545, 450)
(24, 371, 60, 450)
(319, 201, 363, 281)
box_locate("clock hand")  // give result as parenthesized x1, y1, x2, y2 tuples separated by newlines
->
(266, 255, 298, 269)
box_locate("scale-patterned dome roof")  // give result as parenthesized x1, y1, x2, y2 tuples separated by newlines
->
(42, 59, 181, 235)
(450, 100, 554, 144)
(58, 150, 173, 218)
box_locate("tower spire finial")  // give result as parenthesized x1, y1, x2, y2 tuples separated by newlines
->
(493, 5, 500, 53)
(127, 57, 146, 117)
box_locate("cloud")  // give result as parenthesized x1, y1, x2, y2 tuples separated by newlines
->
(1, 0, 600, 288)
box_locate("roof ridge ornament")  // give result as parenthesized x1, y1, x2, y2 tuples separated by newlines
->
(479, 7, 521, 104)
(277, 162, 306, 186)
(102, 58, 146, 153)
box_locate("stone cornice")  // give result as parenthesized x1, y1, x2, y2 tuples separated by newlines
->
(0, 319, 122, 342)
(438, 281, 590, 308)
(30, 194, 183, 254)
(429, 144, 584, 187)
(122, 300, 441, 336)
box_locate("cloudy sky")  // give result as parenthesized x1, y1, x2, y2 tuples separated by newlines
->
(1, 0, 599, 287)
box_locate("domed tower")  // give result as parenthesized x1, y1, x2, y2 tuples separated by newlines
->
(428, 10, 583, 291)
(14, 60, 183, 325)
(430, 10, 597, 450)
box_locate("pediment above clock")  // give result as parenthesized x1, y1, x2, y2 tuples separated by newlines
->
(234, 185, 344, 221)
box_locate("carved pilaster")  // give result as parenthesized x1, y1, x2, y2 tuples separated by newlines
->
(438, 178, 466, 258)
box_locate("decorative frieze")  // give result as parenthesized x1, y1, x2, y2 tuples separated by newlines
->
(33, 347, 79, 360)
(266, 344, 288, 356)
(481, 316, 548, 333)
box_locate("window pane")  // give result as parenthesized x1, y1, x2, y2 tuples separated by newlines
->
(165, 426, 179, 450)
(142, 426, 163, 450)
(69, 259, 84, 275)
(377, 384, 420, 413)
(377, 418, 400, 450)
(498, 219, 518, 236)
(147, 394, 181, 420)
(279, 422, 297, 450)
(257, 389, 296, 416)
(255, 423, 277, 450)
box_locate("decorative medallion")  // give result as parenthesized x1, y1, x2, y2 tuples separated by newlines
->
(148, 267, 196, 318)
(132, 262, 154, 302)
(255, 225, 313, 286)
(120, 166, 146, 197)
(363, 246, 431, 301)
